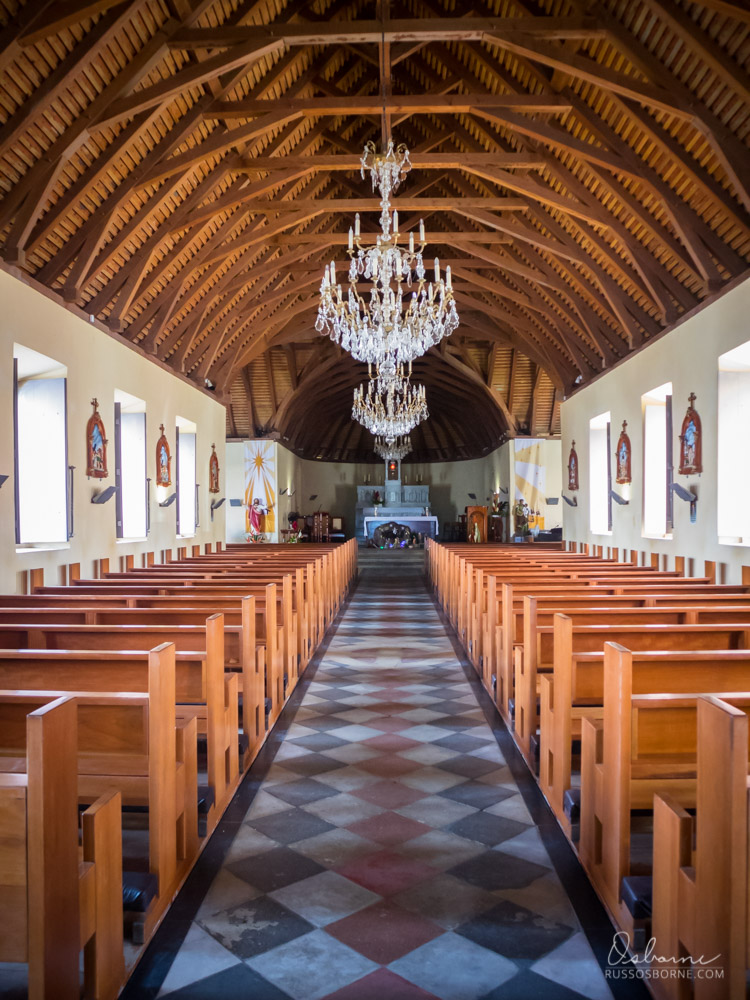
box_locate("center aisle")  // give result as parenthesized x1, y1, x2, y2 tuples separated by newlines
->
(135, 551, 621, 1000)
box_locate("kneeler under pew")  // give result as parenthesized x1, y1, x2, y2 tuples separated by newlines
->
(0, 694, 124, 1000)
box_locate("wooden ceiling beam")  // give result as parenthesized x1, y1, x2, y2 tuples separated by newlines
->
(236, 153, 545, 171)
(0, 0, 148, 164)
(169, 17, 605, 49)
(206, 94, 572, 117)
(224, 197, 529, 212)
(19, 0, 130, 45)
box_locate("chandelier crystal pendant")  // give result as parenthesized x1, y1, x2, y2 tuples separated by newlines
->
(374, 434, 412, 462)
(352, 370, 428, 439)
(316, 141, 459, 373)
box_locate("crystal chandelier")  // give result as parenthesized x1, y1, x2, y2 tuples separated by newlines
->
(316, 140, 459, 376)
(374, 434, 412, 462)
(352, 371, 428, 438)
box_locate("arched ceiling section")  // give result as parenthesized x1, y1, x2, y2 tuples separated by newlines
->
(0, 0, 749, 460)
(225, 341, 560, 462)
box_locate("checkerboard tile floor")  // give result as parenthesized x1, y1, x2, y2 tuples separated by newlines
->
(153, 552, 615, 1000)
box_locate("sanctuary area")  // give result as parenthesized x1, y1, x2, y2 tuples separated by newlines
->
(0, 1, 750, 999)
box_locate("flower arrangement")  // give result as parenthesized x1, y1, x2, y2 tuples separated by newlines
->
(372, 490, 382, 506)
(246, 525, 264, 543)
(286, 518, 302, 543)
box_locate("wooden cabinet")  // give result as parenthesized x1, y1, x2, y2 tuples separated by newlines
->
(466, 505, 488, 543)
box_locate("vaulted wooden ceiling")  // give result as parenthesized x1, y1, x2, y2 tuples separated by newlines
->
(1, 0, 749, 461)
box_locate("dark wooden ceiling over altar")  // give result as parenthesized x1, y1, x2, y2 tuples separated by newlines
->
(0, 0, 748, 461)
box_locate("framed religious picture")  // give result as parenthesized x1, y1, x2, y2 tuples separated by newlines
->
(615, 420, 632, 484)
(156, 424, 171, 487)
(567, 441, 579, 492)
(209, 443, 220, 493)
(86, 398, 108, 478)
(678, 393, 702, 475)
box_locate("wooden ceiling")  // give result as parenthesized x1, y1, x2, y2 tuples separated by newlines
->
(1, 0, 749, 462)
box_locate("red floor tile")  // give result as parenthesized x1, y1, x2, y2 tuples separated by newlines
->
(320, 968, 440, 1000)
(335, 849, 438, 896)
(362, 733, 422, 752)
(346, 811, 433, 847)
(357, 754, 423, 778)
(351, 779, 428, 810)
(366, 717, 414, 732)
(326, 900, 444, 964)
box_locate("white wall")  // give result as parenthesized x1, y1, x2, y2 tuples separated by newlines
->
(0, 268, 226, 592)
(561, 273, 750, 583)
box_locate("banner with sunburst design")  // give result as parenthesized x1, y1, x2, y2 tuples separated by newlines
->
(244, 440, 277, 540)
(514, 439, 546, 511)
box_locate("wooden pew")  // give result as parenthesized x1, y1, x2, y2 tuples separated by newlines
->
(0, 694, 125, 1000)
(539, 610, 750, 829)
(0, 643, 198, 934)
(651, 696, 749, 999)
(515, 617, 750, 766)
(578, 642, 750, 933)
(0, 619, 236, 822)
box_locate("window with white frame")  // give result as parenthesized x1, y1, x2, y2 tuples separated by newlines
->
(114, 390, 147, 540)
(13, 345, 69, 546)
(176, 417, 197, 537)
(718, 341, 750, 545)
(589, 411, 612, 535)
(642, 382, 673, 539)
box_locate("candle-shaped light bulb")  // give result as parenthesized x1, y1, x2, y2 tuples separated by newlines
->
(409, 231, 414, 253)
(419, 219, 425, 242)
(355, 213, 360, 236)
(434, 258, 440, 282)
(446, 265, 452, 289)
(330, 260, 336, 282)
(348, 227, 353, 250)
(393, 209, 398, 233)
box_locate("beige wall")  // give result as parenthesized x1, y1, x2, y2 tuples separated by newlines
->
(225, 439, 562, 541)
(0, 269, 226, 592)
(561, 273, 750, 583)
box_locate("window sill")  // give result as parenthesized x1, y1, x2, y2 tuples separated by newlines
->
(117, 537, 148, 544)
(15, 543, 71, 554)
(642, 534, 674, 541)
(719, 536, 750, 548)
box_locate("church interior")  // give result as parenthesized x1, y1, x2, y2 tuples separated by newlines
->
(1, 0, 750, 997)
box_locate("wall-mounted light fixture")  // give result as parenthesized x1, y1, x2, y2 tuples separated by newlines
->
(561, 494, 578, 507)
(671, 482, 698, 523)
(210, 497, 226, 521)
(159, 493, 177, 508)
(91, 486, 117, 505)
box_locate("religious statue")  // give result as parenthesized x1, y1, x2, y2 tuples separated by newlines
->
(246, 496, 269, 542)
(678, 393, 702, 475)
(155, 425, 171, 487)
(86, 398, 108, 479)
(615, 421, 632, 484)
(208, 443, 220, 493)
(567, 442, 579, 492)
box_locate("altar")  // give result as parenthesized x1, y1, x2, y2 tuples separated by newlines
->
(363, 514, 439, 540)
(355, 455, 435, 540)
